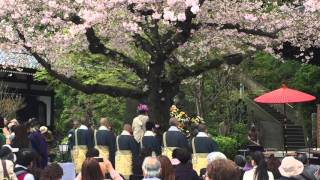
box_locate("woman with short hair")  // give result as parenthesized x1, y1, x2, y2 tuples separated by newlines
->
(205, 159, 241, 180)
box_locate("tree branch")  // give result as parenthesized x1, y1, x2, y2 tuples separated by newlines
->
(175, 53, 243, 81)
(29, 49, 146, 98)
(203, 22, 286, 39)
(163, 0, 206, 55)
(85, 27, 148, 78)
(16, 29, 146, 99)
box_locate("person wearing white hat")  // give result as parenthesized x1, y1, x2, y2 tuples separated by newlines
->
(277, 156, 308, 180)
(0, 145, 18, 180)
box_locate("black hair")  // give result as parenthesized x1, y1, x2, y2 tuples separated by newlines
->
(172, 148, 191, 164)
(16, 150, 35, 167)
(0, 146, 14, 162)
(27, 118, 40, 128)
(251, 151, 269, 180)
(146, 121, 155, 131)
(296, 153, 308, 165)
(234, 155, 246, 167)
(0, 116, 4, 128)
(86, 148, 100, 158)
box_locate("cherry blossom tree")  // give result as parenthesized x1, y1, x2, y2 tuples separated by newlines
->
(0, 0, 319, 125)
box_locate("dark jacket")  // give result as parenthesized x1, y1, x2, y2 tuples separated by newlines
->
(141, 132, 162, 156)
(69, 126, 94, 149)
(164, 131, 189, 150)
(28, 130, 48, 168)
(192, 136, 219, 153)
(175, 163, 201, 180)
(95, 128, 116, 166)
(117, 134, 140, 173)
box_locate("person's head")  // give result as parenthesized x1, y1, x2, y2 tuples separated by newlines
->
(198, 124, 207, 133)
(28, 118, 40, 129)
(142, 156, 161, 178)
(250, 125, 256, 132)
(123, 123, 132, 133)
(251, 151, 269, 180)
(146, 121, 155, 131)
(205, 159, 240, 180)
(16, 150, 35, 168)
(296, 153, 308, 165)
(279, 156, 304, 178)
(0, 145, 18, 162)
(266, 154, 281, 179)
(169, 118, 179, 127)
(73, 120, 80, 129)
(40, 163, 63, 180)
(100, 117, 110, 128)
(234, 155, 246, 168)
(207, 152, 227, 164)
(157, 155, 175, 180)
(81, 158, 104, 180)
(86, 148, 100, 158)
(172, 148, 191, 164)
(137, 104, 149, 114)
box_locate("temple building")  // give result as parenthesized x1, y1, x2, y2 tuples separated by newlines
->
(0, 52, 54, 127)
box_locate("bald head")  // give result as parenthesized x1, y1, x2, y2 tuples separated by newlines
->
(169, 118, 179, 127)
(73, 120, 80, 129)
(142, 156, 161, 178)
(123, 123, 132, 133)
(100, 117, 109, 127)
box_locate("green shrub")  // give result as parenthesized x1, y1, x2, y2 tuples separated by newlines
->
(213, 136, 238, 159)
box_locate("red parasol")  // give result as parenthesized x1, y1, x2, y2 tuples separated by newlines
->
(254, 84, 316, 103)
(254, 84, 316, 153)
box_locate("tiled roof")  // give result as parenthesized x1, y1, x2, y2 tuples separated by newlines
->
(0, 51, 38, 69)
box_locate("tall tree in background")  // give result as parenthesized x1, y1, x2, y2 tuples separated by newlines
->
(0, 0, 319, 125)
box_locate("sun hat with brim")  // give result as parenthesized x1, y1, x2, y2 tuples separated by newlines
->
(40, 126, 48, 134)
(279, 156, 304, 177)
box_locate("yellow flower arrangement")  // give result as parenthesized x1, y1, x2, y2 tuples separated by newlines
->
(170, 105, 205, 138)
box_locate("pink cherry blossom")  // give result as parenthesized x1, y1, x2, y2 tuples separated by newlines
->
(177, 13, 186, 21)
(191, 5, 200, 14)
(244, 14, 258, 22)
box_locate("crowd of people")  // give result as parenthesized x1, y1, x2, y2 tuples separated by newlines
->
(0, 104, 319, 180)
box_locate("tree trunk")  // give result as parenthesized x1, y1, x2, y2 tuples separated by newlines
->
(147, 57, 179, 129)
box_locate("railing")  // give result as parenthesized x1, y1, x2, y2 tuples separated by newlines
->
(239, 73, 301, 125)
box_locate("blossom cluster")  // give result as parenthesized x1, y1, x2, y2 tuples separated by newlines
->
(0, 0, 318, 73)
(170, 105, 205, 138)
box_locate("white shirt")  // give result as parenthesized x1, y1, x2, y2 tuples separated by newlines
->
(15, 165, 35, 180)
(98, 126, 109, 131)
(132, 115, 149, 143)
(121, 130, 131, 136)
(196, 132, 209, 137)
(144, 131, 155, 136)
(78, 125, 88, 130)
(168, 126, 180, 131)
(243, 167, 274, 180)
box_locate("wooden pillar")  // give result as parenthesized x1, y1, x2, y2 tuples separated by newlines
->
(317, 104, 320, 147)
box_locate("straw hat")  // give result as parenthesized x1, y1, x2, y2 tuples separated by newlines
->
(278, 156, 304, 177)
(40, 126, 48, 134)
